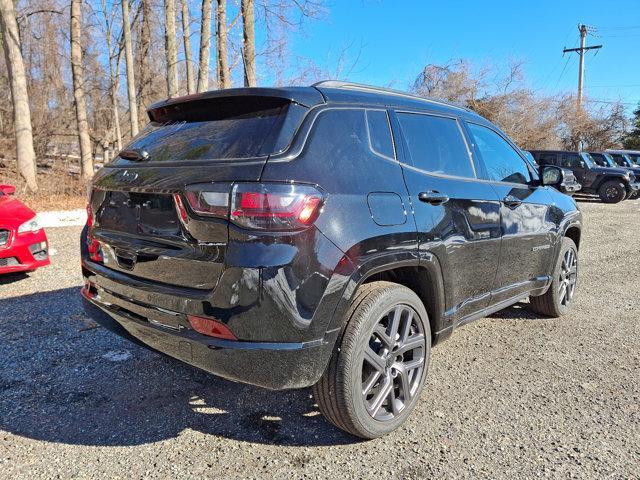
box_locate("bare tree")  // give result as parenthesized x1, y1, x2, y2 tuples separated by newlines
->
(165, 0, 179, 97)
(121, 0, 139, 136)
(137, 0, 152, 128)
(241, 0, 256, 86)
(181, 0, 195, 94)
(197, 0, 212, 92)
(0, 0, 38, 191)
(216, 0, 230, 89)
(101, 0, 122, 152)
(70, 0, 93, 180)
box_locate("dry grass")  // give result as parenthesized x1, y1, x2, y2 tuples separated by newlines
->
(0, 160, 87, 212)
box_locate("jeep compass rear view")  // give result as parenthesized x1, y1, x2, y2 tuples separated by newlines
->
(82, 82, 582, 438)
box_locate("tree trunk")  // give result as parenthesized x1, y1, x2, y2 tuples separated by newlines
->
(181, 0, 195, 94)
(165, 0, 179, 98)
(216, 0, 230, 89)
(241, 0, 256, 87)
(112, 49, 123, 151)
(70, 0, 93, 180)
(102, 0, 122, 152)
(137, 0, 152, 125)
(121, 0, 139, 136)
(0, 0, 38, 191)
(197, 0, 211, 92)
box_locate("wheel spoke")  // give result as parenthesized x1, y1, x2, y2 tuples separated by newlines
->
(397, 367, 412, 402)
(362, 370, 382, 396)
(558, 282, 567, 304)
(403, 357, 424, 372)
(396, 333, 425, 356)
(368, 376, 392, 417)
(373, 324, 393, 349)
(364, 345, 386, 373)
(399, 309, 413, 343)
(387, 305, 402, 343)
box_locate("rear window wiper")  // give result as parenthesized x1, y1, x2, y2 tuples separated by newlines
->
(118, 148, 149, 161)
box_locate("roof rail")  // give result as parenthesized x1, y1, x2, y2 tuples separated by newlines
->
(311, 80, 470, 112)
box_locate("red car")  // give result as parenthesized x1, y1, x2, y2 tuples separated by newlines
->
(0, 184, 50, 274)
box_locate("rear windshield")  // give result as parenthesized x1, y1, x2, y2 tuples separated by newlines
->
(113, 96, 304, 164)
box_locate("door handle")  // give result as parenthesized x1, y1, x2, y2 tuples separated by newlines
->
(418, 191, 449, 205)
(503, 195, 522, 208)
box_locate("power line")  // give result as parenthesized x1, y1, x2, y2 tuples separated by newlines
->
(589, 84, 640, 88)
(563, 24, 602, 110)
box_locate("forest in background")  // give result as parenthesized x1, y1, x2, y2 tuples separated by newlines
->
(0, 0, 637, 207)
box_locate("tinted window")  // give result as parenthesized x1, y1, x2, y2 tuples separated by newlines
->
(366, 110, 395, 159)
(115, 97, 298, 163)
(397, 113, 474, 178)
(561, 154, 583, 168)
(467, 123, 530, 184)
(538, 153, 557, 166)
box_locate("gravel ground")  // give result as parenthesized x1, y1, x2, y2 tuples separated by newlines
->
(1, 199, 639, 479)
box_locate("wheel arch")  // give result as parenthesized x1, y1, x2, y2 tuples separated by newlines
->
(564, 225, 581, 250)
(324, 253, 447, 347)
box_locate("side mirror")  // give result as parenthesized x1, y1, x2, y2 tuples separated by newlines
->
(540, 166, 564, 187)
(0, 184, 16, 195)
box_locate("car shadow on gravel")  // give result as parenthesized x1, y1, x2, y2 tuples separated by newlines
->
(0, 287, 357, 447)
(0, 272, 30, 285)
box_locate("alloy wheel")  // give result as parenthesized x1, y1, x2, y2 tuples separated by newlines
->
(558, 248, 578, 306)
(361, 304, 426, 422)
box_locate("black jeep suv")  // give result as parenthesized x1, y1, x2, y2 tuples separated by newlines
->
(529, 150, 639, 203)
(590, 152, 640, 199)
(82, 82, 582, 439)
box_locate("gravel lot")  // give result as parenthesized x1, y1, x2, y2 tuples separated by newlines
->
(1, 199, 638, 479)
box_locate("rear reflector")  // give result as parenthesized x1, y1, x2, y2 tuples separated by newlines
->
(187, 315, 237, 340)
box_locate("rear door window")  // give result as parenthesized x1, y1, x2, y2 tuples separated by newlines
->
(467, 123, 530, 184)
(538, 153, 557, 166)
(396, 112, 475, 178)
(561, 154, 583, 168)
(114, 97, 303, 164)
(366, 110, 395, 159)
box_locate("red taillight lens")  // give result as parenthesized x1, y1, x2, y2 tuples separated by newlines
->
(187, 315, 237, 340)
(179, 182, 324, 230)
(230, 183, 324, 230)
(86, 192, 103, 262)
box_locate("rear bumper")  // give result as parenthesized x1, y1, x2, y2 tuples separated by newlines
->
(81, 287, 336, 390)
(0, 229, 50, 274)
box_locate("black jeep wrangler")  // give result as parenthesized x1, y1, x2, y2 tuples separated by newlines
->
(529, 150, 639, 203)
(82, 82, 582, 438)
(590, 152, 640, 199)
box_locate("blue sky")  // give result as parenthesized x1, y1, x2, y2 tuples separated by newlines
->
(285, 0, 640, 111)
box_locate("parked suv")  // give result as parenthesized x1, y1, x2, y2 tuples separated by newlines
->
(606, 150, 640, 169)
(529, 150, 639, 203)
(82, 82, 582, 438)
(590, 152, 640, 199)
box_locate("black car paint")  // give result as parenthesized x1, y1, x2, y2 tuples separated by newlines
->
(529, 150, 639, 196)
(82, 85, 582, 390)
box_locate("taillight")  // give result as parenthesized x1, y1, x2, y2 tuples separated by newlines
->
(180, 182, 324, 230)
(183, 183, 230, 218)
(231, 183, 323, 230)
(86, 193, 103, 263)
(187, 315, 237, 340)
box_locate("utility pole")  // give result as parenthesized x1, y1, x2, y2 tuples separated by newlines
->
(563, 24, 602, 111)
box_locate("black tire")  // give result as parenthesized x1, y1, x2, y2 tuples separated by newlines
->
(598, 180, 626, 203)
(528, 237, 578, 317)
(313, 281, 431, 439)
